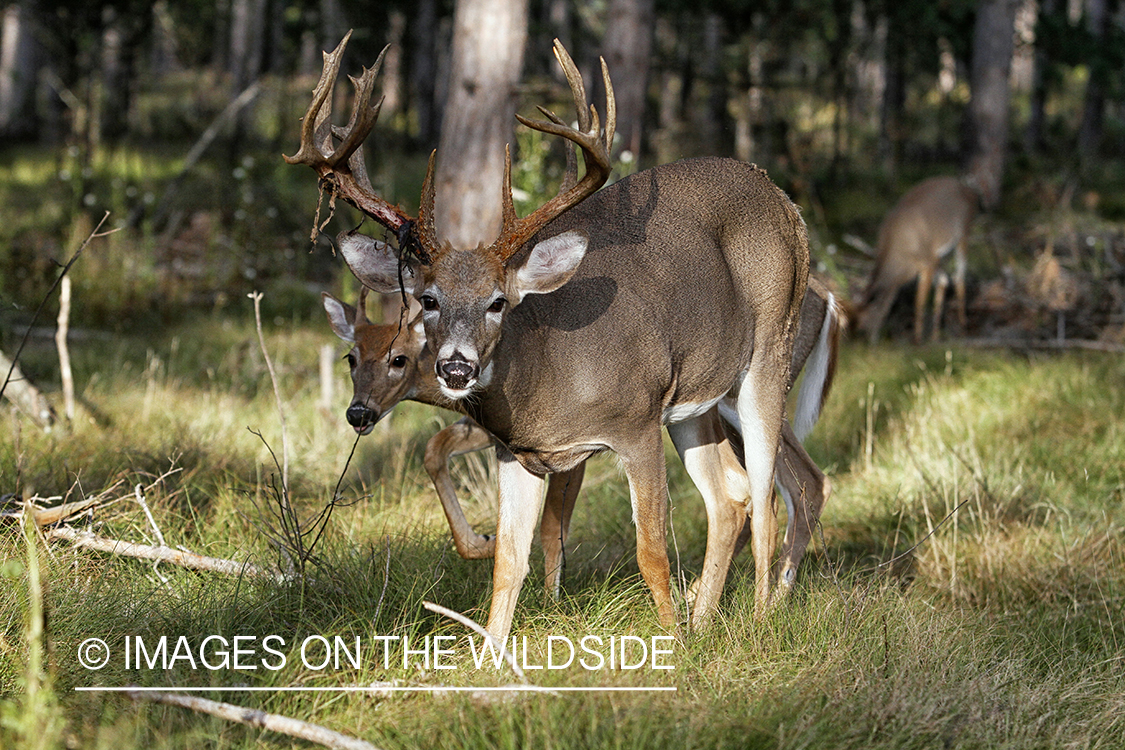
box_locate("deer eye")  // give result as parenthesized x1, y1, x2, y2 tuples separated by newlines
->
(344, 352, 357, 369)
(391, 355, 407, 368)
(488, 297, 507, 313)
(420, 295, 439, 312)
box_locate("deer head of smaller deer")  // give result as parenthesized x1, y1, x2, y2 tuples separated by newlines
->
(322, 288, 427, 433)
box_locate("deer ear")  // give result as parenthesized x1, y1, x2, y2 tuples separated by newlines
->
(322, 292, 356, 343)
(338, 230, 418, 295)
(512, 230, 588, 302)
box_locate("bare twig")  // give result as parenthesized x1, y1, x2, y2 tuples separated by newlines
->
(125, 691, 379, 750)
(249, 292, 289, 492)
(47, 526, 284, 582)
(372, 537, 392, 625)
(421, 601, 526, 682)
(55, 275, 75, 422)
(134, 484, 167, 548)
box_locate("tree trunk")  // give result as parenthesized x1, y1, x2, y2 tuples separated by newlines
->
(410, 0, 442, 145)
(879, 12, 907, 174)
(0, 1, 40, 140)
(967, 0, 1020, 208)
(1077, 0, 1108, 160)
(603, 0, 654, 160)
(1024, 0, 1056, 152)
(435, 0, 528, 247)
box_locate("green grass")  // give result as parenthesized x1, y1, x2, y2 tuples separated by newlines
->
(2, 313, 1123, 748)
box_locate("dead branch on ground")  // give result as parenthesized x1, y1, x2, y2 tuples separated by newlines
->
(126, 691, 380, 750)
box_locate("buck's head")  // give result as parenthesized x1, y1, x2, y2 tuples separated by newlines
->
(322, 289, 427, 433)
(292, 36, 613, 400)
(339, 216, 589, 399)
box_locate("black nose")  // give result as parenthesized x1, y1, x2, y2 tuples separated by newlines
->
(437, 359, 478, 390)
(346, 403, 379, 430)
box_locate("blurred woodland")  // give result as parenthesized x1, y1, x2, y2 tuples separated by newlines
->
(1, 0, 1124, 341)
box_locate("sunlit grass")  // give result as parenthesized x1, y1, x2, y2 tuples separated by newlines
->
(2, 320, 1124, 748)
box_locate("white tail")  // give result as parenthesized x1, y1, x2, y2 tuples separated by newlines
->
(856, 176, 979, 344)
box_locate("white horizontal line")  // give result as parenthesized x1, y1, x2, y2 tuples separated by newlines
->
(76, 685, 676, 693)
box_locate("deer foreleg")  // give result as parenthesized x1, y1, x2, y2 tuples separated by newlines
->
(913, 265, 935, 344)
(954, 238, 968, 331)
(930, 271, 950, 342)
(541, 463, 585, 600)
(668, 412, 747, 629)
(423, 419, 496, 559)
(486, 446, 547, 642)
(620, 430, 676, 630)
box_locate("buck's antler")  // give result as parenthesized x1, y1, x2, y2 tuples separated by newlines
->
(284, 31, 413, 236)
(414, 39, 616, 264)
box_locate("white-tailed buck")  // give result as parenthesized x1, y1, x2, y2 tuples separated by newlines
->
(289, 34, 809, 641)
(323, 278, 842, 602)
(855, 175, 979, 344)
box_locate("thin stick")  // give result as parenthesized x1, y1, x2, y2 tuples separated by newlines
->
(47, 526, 283, 582)
(134, 484, 167, 548)
(125, 691, 379, 750)
(55, 275, 75, 422)
(421, 601, 526, 681)
(249, 292, 289, 492)
(372, 537, 391, 625)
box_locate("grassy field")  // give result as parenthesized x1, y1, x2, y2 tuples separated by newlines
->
(2, 305, 1124, 749)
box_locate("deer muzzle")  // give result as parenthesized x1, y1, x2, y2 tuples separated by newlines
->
(436, 358, 479, 395)
(346, 403, 380, 435)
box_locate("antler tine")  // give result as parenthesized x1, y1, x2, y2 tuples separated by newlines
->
(284, 30, 352, 167)
(415, 151, 440, 258)
(284, 33, 413, 235)
(493, 40, 616, 262)
(332, 45, 388, 169)
(600, 56, 616, 152)
(536, 106, 578, 193)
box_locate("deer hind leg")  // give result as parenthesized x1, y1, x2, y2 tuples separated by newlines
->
(423, 419, 497, 559)
(774, 421, 830, 592)
(930, 270, 950, 342)
(667, 411, 748, 629)
(541, 463, 585, 600)
(913, 265, 935, 344)
(619, 429, 676, 630)
(486, 446, 547, 642)
(734, 357, 788, 615)
(954, 238, 968, 331)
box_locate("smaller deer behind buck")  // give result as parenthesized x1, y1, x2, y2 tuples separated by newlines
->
(322, 278, 842, 606)
(855, 176, 980, 344)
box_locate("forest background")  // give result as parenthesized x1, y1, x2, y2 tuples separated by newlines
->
(1, 1, 1124, 749)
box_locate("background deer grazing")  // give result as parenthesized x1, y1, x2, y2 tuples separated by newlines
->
(290, 35, 809, 641)
(855, 175, 980, 344)
(322, 278, 842, 604)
